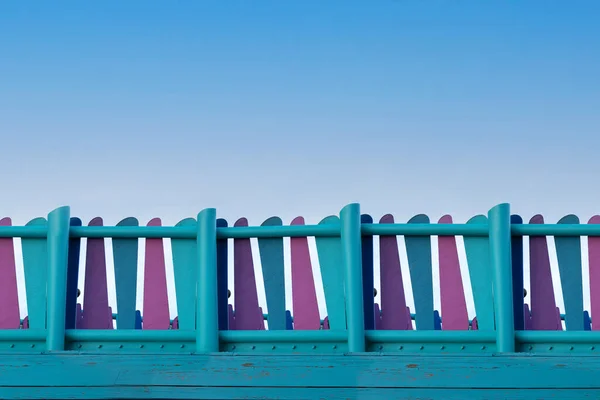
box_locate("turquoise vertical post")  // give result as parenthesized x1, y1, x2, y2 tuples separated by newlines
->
(488, 203, 515, 353)
(196, 208, 219, 353)
(46, 206, 71, 352)
(340, 203, 366, 352)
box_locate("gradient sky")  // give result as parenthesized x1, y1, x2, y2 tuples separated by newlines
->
(1, 1, 599, 320)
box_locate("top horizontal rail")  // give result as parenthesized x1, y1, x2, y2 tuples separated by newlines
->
(0, 223, 599, 239)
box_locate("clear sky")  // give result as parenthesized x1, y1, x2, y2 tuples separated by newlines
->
(1, 1, 599, 321)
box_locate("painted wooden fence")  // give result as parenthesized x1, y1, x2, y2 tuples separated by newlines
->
(1, 203, 600, 399)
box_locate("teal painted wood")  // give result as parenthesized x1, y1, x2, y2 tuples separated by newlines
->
(3, 353, 600, 389)
(21, 217, 48, 330)
(0, 218, 19, 329)
(555, 215, 585, 331)
(196, 208, 218, 352)
(405, 214, 435, 330)
(0, 387, 598, 400)
(340, 203, 365, 352)
(112, 217, 139, 330)
(488, 203, 515, 352)
(257, 217, 286, 331)
(464, 215, 495, 330)
(171, 217, 197, 330)
(315, 215, 346, 330)
(46, 206, 71, 351)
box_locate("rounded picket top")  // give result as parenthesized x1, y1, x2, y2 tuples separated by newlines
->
(438, 215, 453, 224)
(408, 214, 430, 224)
(0, 217, 11, 226)
(70, 217, 82, 227)
(558, 214, 579, 224)
(147, 217, 162, 227)
(234, 217, 249, 227)
(511, 214, 524, 225)
(361, 214, 373, 224)
(26, 217, 47, 226)
(467, 215, 487, 225)
(261, 216, 282, 227)
(89, 217, 103, 226)
(291, 216, 305, 226)
(379, 214, 394, 224)
(117, 217, 139, 227)
(175, 217, 196, 227)
(589, 215, 600, 224)
(530, 214, 544, 224)
(319, 215, 339, 225)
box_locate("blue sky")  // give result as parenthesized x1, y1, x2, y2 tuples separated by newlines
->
(1, 1, 599, 319)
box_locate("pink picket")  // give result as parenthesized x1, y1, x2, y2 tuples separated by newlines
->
(142, 218, 171, 330)
(0, 218, 20, 329)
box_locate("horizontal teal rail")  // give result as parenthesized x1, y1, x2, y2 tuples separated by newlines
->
(2, 223, 600, 239)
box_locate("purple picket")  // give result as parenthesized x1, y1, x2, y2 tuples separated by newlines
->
(290, 217, 321, 330)
(22, 317, 28, 329)
(588, 216, 600, 330)
(81, 218, 111, 329)
(323, 317, 330, 330)
(438, 215, 469, 330)
(0, 218, 20, 329)
(529, 215, 560, 330)
(172, 317, 179, 330)
(258, 307, 266, 330)
(233, 218, 262, 330)
(76, 303, 83, 328)
(524, 304, 533, 330)
(556, 307, 563, 331)
(374, 304, 381, 330)
(228, 304, 236, 330)
(107, 307, 114, 329)
(142, 218, 170, 330)
(406, 307, 413, 330)
(472, 317, 478, 330)
(379, 215, 410, 330)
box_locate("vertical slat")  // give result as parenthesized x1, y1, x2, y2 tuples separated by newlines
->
(0, 218, 20, 329)
(196, 208, 218, 352)
(233, 218, 262, 330)
(217, 219, 229, 331)
(588, 215, 600, 330)
(22, 217, 48, 330)
(340, 203, 365, 352)
(135, 310, 142, 329)
(361, 214, 375, 330)
(511, 215, 525, 330)
(529, 215, 560, 330)
(524, 304, 532, 330)
(584, 311, 591, 331)
(258, 217, 286, 331)
(464, 215, 495, 330)
(379, 214, 409, 330)
(374, 304, 382, 330)
(171, 218, 197, 331)
(555, 215, 584, 331)
(82, 217, 110, 329)
(46, 206, 71, 351)
(290, 217, 320, 330)
(65, 217, 82, 330)
(438, 215, 469, 330)
(405, 214, 435, 330)
(228, 304, 236, 330)
(315, 216, 346, 331)
(405, 307, 413, 330)
(433, 310, 442, 330)
(488, 203, 515, 353)
(286, 310, 293, 330)
(112, 217, 139, 330)
(143, 218, 170, 330)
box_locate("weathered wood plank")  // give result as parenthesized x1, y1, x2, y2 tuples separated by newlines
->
(1, 354, 600, 389)
(0, 386, 597, 400)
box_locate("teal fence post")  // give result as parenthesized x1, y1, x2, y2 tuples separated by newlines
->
(488, 203, 515, 353)
(340, 203, 366, 352)
(196, 208, 218, 353)
(46, 206, 71, 352)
